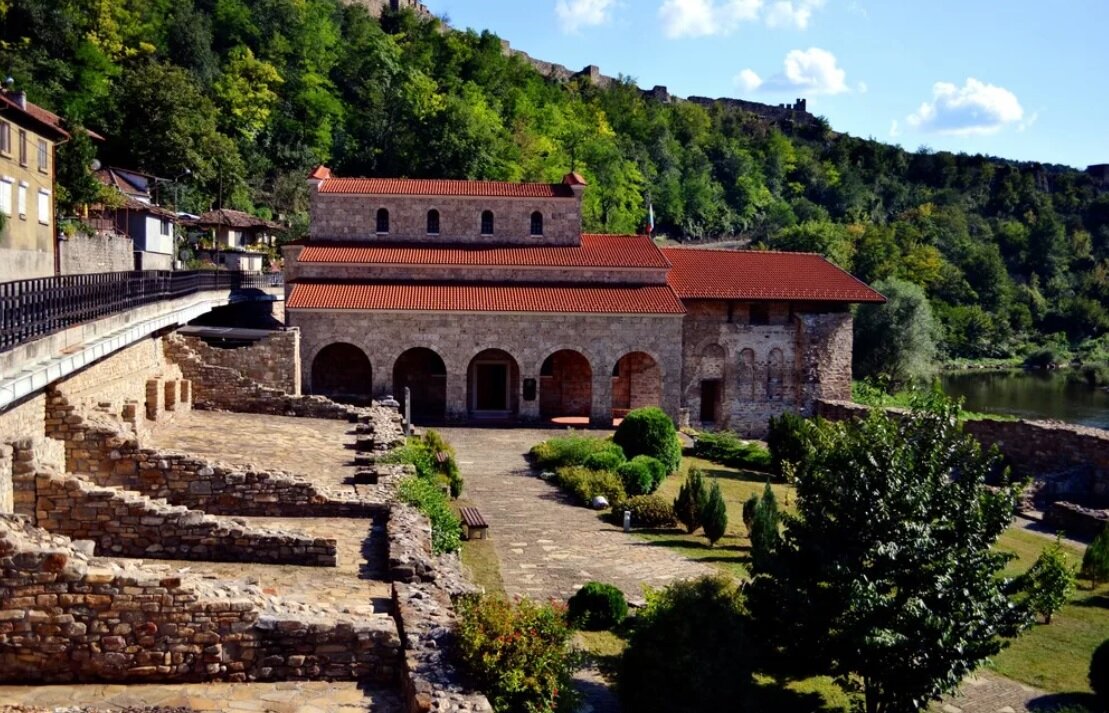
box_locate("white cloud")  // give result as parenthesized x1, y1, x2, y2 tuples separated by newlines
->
(736, 47, 849, 95)
(906, 78, 1024, 136)
(856, 80, 868, 94)
(659, 0, 762, 38)
(764, 0, 825, 29)
(556, 0, 616, 33)
(889, 119, 900, 138)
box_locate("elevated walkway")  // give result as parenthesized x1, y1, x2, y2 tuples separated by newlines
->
(0, 271, 283, 411)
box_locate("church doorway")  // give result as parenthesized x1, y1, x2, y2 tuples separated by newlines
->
(700, 379, 722, 424)
(393, 347, 447, 423)
(468, 349, 519, 418)
(539, 350, 593, 423)
(310, 343, 372, 403)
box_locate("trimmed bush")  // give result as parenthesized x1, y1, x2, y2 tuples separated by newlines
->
(618, 575, 750, 713)
(617, 459, 654, 496)
(1092, 638, 1109, 711)
(530, 435, 624, 470)
(397, 476, 461, 554)
(1082, 526, 1109, 586)
(609, 494, 677, 528)
(567, 581, 628, 630)
(702, 479, 728, 547)
(555, 466, 626, 506)
(633, 455, 668, 490)
(613, 407, 682, 474)
(455, 595, 580, 713)
(673, 468, 708, 534)
(583, 448, 627, 472)
(694, 431, 772, 471)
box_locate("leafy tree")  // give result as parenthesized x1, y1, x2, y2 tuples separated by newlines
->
(702, 479, 727, 547)
(213, 46, 283, 140)
(673, 467, 707, 534)
(854, 278, 939, 389)
(748, 482, 780, 574)
(1020, 535, 1076, 624)
(748, 393, 1028, 713)
(1082, 527, 1109, 586)
(54, 121, 103, 213)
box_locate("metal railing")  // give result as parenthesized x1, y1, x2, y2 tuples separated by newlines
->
(0, 270, 283, 353)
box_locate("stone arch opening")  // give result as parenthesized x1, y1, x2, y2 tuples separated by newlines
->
(738, 348, 756, 401)
(311, 343, 372, 403)
(467, 349, 519, 418)
(539, 349, 592, 422)
(393, 347, 447, 423)
(612, 351, 661, 421)
(699, 343, 726, 424)
(767, 348, 786, 402)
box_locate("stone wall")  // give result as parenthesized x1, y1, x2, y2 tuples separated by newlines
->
(1043, 501, 1109, 539)
(0, 445, 11, 515)
(31, 467, 338, 566)
(0, 515, 399, 684)
(290, 309, 685, 425)
(164, 333, 359, 420)
(680, 301, 851, 435)
(57, 232, 134, 275)
(308, 191, 583, 246)
(283, 258, 668, 287)
(0, 393, 46, 447)
(173, 330, 300, 394)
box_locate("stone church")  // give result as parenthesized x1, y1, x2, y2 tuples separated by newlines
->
(282, 167, 884, 434)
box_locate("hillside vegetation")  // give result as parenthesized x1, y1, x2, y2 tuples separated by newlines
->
(3, 0, 1108, 360)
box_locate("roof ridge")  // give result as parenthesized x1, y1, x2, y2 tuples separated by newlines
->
(661, 245, 828, 258)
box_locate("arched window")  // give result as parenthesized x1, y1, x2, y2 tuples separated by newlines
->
(427, 209, 440, 235)
(376, 208, 390, 234)
(480, 210, 495, 236)
(530, 211, 544, 236)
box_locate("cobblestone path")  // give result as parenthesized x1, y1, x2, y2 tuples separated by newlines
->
(441, 427, 713, 603)
(939, 672, 1053, 713)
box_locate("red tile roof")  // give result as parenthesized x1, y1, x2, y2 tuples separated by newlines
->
(296, 234, 670, 269)
(188, 208, 283, 231)
(0, 91, 104, 141)
(308, 165, 332, 180)
(287, 282, 686, 314)
(663, 247, 885, 303)
(318, 177, 576, 198)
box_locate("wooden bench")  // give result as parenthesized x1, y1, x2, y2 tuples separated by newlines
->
(459, 507, 489, 541)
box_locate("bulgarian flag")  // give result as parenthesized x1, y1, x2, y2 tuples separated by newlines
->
(646, 201, 655, 236)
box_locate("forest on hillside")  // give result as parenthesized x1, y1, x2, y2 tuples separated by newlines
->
(2, 0, 1108, 364)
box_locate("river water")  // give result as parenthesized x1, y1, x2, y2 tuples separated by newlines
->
(939, 369, 1109, 430)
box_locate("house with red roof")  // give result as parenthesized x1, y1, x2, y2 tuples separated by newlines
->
(283, 168, 884, 433)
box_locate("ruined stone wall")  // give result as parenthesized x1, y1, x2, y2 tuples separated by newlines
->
(57, 232, 134, 275)
(309, 192, 583, 246)
(31, 468, 338, 566)
(0, 445, 11, 515)
(174, 330, 300, 394)
(1043, 501, 1108, 539)
(679, 300, 850, 435)
(0, 515, 399, 684)
(290, 309, 685, 425)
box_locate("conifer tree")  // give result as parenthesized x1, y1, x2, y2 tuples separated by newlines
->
(1083, 526, 1109, 586)
(702, 479, 728, 547)
(749, 482, 780, 574)
(673, 468, 707, 534)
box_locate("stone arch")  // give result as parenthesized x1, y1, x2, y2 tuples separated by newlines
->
(767, 348, 786, 402)
(467, 348, 519, 417)
(611, 351, 662, 420)
(393, 347, 447, 423)
(539, 349, 593, 421)
(698, 343, 726, 424)
(738, 348, 756, 401)
(310, 343, 372, 403)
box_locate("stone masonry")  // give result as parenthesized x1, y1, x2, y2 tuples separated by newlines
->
(173, 330, 301, 395)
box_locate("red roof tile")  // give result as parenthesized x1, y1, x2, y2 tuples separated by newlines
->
(663, 247, 885, 303)
(296, 234, 670, 269)
(318, 177, 575, 198)
(308, 165, 332, 180)
(287, 282, 686, 314)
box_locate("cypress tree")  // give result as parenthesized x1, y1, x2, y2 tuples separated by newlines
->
(674, 468, 708, 534)
(702, 479, 728, 547)
(1082, 526, 1109, 586)
(749, 482, 780, 574)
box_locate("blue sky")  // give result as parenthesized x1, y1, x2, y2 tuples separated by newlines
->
(426, 0, 1107, 169)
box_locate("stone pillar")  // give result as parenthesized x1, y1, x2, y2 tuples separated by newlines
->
(372, 364, 392, 402)
(0, 444, 12, 515)
(519, 368, 540, 423)
(163, 380, 178, 412)
(590, 361, 613, 428)
(287, 328, 302, 395)
(145, 379, 164, 422)
(446, 367, 468, 422)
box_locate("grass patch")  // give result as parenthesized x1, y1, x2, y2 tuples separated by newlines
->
(989, 528, 1108, 694)
(574, 628, 627, 678)
(635, 456, 791, 580)
(455, 497, 506, 598)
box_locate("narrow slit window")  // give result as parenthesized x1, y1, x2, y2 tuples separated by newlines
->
(376, 208, 390, 234)
(530, 211, 543, 236)
(427, 209, 440, 235)
(480, 210, 494, 235)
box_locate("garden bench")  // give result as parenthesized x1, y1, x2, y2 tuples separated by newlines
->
(459, 506, 489, 540)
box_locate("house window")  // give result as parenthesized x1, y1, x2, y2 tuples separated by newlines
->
(16, 182, 27, 219)
(376, 207, 390, 234)
(0, 177, 12, 216)
(18, 130, 27, 166)
(160, 219, 171, 236)
(37, 139, 47, 173)
(0, 122, 10, 155)
(530, 211, 543, 236)
(37, 189, 50, 225)
(749, 303, 770, 326)
(427, 209, 440, 235)
(480, 210, 494, 235)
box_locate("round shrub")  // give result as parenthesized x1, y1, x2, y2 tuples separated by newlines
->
(619, 575, 750, 713)
(1092, 638, 1109, 710)
(617, 459, 654, 496)
(630, 455, 667, 490)
(613, 407, 682, 474)
(609, 494, 677, 528)
(555, 466, 626, 506)
(567, 581, 628, 630)
(583, 447, 627, 472)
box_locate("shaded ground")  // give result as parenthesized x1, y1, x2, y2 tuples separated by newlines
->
(2, 412, 397, 712)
